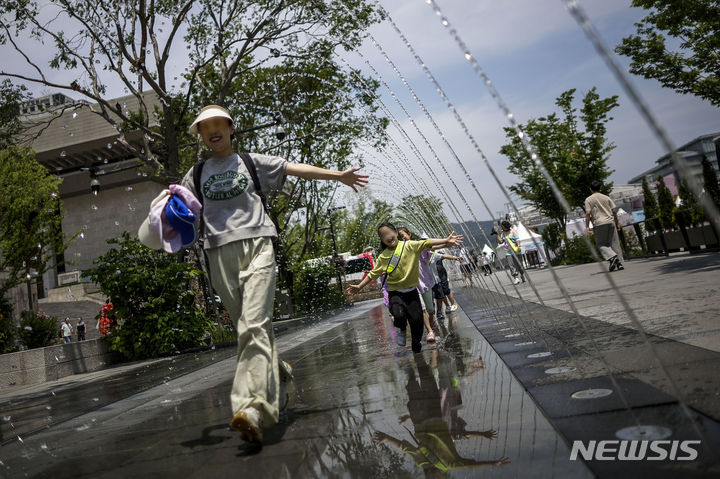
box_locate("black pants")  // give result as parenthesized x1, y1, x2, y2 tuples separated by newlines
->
(388, 289, 425, 353)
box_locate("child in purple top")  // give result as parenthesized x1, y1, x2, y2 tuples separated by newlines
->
(398, 227, 439, 343)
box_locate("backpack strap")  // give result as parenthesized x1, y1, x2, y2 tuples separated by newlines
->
(192, 161, 206, 238)
(239, 152, 269, 215)
(240, 152, 281, 251)
(381, 241, 406, 285)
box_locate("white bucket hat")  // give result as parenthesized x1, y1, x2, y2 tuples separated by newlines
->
(188, 105, 233, 134)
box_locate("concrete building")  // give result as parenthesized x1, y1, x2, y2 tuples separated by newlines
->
(5, 92, 165, 316)
(628, 132, 720, 188)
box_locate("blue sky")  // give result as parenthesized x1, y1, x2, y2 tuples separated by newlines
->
(347, 0, 720, 222)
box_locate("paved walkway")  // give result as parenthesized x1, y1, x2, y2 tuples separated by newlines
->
(480, 252, 720, 352)
(0, 299, 590, 478)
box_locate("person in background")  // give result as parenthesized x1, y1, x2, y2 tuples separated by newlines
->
(497, 221, 525, 285)
(61, 318, 73, 344)
(76, 317, 86, 341)
(585, 180, 624, 271)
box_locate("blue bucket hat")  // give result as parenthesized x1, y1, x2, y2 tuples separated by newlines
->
(165, 195, 198, 248)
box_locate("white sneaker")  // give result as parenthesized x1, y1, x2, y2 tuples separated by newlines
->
(513, 277, 521, 285)
(449, 304, 458, 312)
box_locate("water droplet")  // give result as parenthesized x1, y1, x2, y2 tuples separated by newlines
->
(60, 151, 67, 157)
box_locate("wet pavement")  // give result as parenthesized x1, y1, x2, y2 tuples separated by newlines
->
(0, 299, 591, 478)
(454, 280, 720, 478)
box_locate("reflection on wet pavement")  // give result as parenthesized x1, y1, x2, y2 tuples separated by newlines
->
(0, 301, 592, 478)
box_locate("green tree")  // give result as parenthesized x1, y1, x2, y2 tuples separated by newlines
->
(656, 176, 676, 229)
(701, 155, 720, 206)
(0, 296, 16, 353)
(396, 194, 452, 239)
(642, 177, 659, 232)
(85, 233, 211, 360)
(615, 0, 720, 106)
(335, 193, 395, 255)
(676, 180, 703, 226)
(0, 147, 74, 306)
(0, 0, 384, 179)
(541, 222, 563, 256)
(17, 311, 58, 349)
(0, 80, 30, 148)
(500, 88, 618, 232)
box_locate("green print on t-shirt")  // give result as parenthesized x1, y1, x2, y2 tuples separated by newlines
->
(203, 171, 249, 200)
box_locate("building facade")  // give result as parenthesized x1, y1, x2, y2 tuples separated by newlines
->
(628, 132, 720, 189)
(5, 92, 165, 316)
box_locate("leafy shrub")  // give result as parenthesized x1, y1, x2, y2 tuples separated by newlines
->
(0, 296, 17, 353)
(541, 222, 562, 255)
(209, 323, 236, 344)
(551, 235, 595, 266)
(17, 311, 58, 349)
(291, 260, 344, 314)
(85, 233, 212, 360)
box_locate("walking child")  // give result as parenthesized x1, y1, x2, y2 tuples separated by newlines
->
(172, 105, 368, 445)
(347, 222, 463, 353)
(397, 227, 439, 342)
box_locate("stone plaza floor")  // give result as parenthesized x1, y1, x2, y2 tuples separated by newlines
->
(1, 299, 593, 478)
(1, 253, 719, 478)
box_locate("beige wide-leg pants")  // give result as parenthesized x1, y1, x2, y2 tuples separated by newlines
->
(207, 237, 279, 425)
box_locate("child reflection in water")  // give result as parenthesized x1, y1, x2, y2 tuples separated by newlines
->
(373, 352, 509, 473)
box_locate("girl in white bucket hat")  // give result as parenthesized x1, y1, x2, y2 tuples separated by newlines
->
(182, 105, 368, 445)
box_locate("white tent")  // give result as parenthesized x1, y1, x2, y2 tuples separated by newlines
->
(516, 222, 547, 264)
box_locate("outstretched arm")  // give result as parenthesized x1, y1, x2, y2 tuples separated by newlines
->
(427, 232, 463, 249)
(285, 164, 369, 192)
(347, 275, 373, 295)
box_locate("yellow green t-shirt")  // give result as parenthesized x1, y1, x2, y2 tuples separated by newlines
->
(367, 240, 431, 291)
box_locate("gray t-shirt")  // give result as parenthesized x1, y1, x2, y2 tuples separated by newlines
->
(181, 153, 288, 249)
(584, 192, 616, 226)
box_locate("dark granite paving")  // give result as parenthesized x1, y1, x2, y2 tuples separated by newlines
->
(0, 301, 591, 478)
(453, 285, 720, 478)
